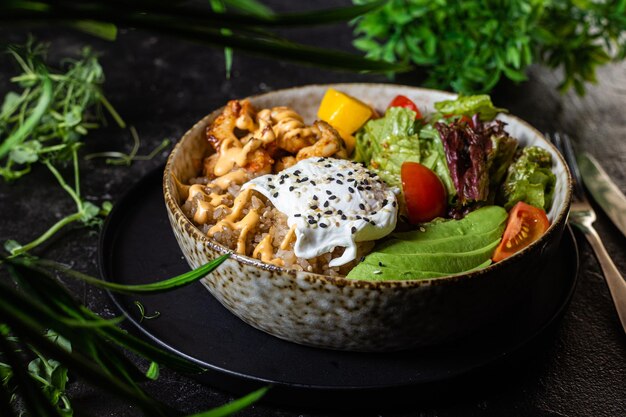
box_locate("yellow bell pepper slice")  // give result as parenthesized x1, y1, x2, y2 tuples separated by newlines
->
(317, 88, 373, 154)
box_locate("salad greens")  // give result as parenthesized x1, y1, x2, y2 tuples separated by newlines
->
(498, 146, 556, 211)
(354, 94, 515, 215)
(433, 95, 507, 121)
(354, 106, 421, 187)
(354, 106, 457, 199)
(436, 118, 519, 217)
(350, 92, 557, 280)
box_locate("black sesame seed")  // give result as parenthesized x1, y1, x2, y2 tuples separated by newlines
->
(359, 203, 365, 210)
(301, 177, 309, 182)
(378, 261, 385, 267)
(371, 211, 377, 215)
(319, 223, 328, 228)
(392, 201, 397, 207)
(341, 215, 347, 220)
(313, 195, 318, 201)
(279, 180, 284, 185)
(294, 214, 301, 217)
(325, 190, 332, 195)
(356, 215, 362, 220)
(317, 213, 321, 218)
(268, 184, 275, 189)
(336, 180, 343, 185)
(323, 201, 330, 208)
(382, 199, 388, 206)
(347, 178, 355, 182)
(338, 210, 343, 215)
(289, 186, 294, 191)
(273, 192, 279, 198)
(329, 195, 337, 200)
(308, 219, 316, 225)
(294, 170, 301, 176)
(310, 181, 316, 186)
(325, 164, 332, 168)
(352, 226, 357, 234)
(310, 205, 318, 210)
(337, 173, 344, 177)
(348, 187, 354, 193)
(348, 171, 354, 175)
(324, 210, 333, 215)
(370, 221, 376, 226)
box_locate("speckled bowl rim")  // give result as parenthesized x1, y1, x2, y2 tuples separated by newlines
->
(163, 82, 573, 289)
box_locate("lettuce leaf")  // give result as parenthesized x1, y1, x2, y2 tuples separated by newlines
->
(436, 118, 518, 217)
(354, 107, 456, 201)
(354, 106, 421, 187)
(433, 95, 506, 121)
(498, 146, 556, 211)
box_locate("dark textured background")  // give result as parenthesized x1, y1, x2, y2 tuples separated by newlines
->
(1, 1, 625, 416)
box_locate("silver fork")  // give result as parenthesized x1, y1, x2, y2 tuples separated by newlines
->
(548, 132, 626, 333)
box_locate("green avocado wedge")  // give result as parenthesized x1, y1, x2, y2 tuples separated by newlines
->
(347, 206, 508, 281)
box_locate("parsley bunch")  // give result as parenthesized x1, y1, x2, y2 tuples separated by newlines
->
(352, 0, 626, 94)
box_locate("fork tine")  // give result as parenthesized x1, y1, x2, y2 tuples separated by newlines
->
(558, 133, 584, 191)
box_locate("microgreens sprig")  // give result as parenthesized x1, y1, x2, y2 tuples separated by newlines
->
(0, 39, 126, 256)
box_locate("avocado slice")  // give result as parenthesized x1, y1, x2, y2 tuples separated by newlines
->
(347, 206, 507, 281)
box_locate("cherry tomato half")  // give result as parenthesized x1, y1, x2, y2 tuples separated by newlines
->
(492, 201, 550, 262)
(401, 162, 447, 224)
(388, 95, 423, 119)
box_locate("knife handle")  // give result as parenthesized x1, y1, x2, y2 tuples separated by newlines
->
(583, 226, 626, 333)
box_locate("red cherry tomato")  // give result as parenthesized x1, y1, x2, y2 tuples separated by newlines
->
(388, 95, 423, 119)
(492, 201, 550, 262)
(401, 162, 447, 224)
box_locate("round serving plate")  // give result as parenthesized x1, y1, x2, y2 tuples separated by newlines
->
(99, 166, 579, 411)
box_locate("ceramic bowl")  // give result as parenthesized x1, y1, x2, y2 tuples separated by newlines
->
(163, 83, 572, 352)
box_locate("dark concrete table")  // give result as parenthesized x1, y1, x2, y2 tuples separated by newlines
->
(1, 2, 625, 416)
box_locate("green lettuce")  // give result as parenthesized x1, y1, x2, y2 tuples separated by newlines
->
(354, 106, 420, 187)
(498, 146, 556, 211)
(354, 107, 455, 201)
(434, 94, 506, 121)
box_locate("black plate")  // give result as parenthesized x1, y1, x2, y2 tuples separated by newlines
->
(99, 166, 579, 411)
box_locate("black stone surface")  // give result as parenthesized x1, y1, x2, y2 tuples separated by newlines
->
(1, 1, 626, 416)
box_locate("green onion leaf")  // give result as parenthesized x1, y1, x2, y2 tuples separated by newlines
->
(10, 253, 230, 294)
(65, 20, 117, 41)
(185, 386, 269, 417)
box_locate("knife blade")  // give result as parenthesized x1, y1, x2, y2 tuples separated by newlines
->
(578, 152, 626, 238)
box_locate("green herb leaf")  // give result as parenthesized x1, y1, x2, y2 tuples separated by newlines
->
(186, 386, 269, 417)
(65, 20, 118, 41)
(14, 253, 230, 294)
(0, 73, 52, 159)
(145, 362, 159, 381)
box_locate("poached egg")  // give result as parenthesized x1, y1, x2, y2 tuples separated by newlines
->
(242, 157, 398, 267)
